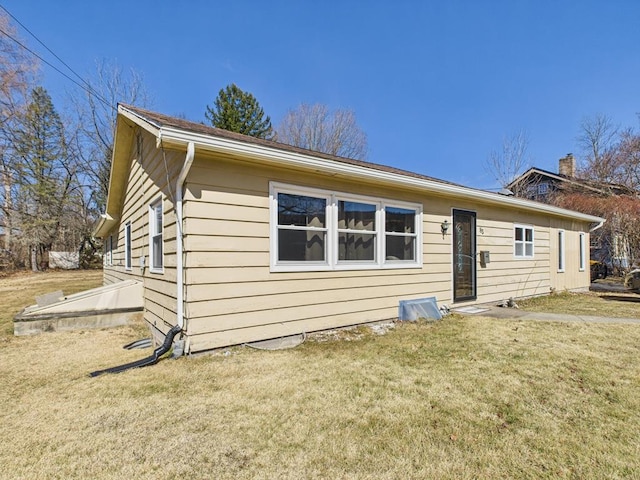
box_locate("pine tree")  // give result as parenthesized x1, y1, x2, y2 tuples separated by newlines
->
(13, 87, 76, 270)
(205, 84, 273, 139)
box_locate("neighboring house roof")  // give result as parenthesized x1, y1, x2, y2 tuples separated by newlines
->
(95, 104, 605, 237)
(507, 166, 633, 196)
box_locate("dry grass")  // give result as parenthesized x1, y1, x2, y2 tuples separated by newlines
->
(1, 272, 640, 479)
(0, 269, 103, 339)
(518, 290, 640, 319)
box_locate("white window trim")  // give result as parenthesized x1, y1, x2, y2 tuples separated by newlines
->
(579, 232, 586, 272)
(124, 221, 132, 271)
(558, 229, 565, 273)
(149, 198, 164, 274)
(105, 235, 113, 266)
(270, 182, 422, 272)
(514, 224, 534, 259)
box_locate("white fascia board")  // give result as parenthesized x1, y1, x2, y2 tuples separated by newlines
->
(93, 213, 117, 239)
(157, 126, 604, 225)
(118, 106, 161, 138)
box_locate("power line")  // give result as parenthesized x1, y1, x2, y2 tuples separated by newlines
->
(0, 5, 115, 112)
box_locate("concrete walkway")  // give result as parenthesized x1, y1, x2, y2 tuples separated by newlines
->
(455, 305, 640, 325)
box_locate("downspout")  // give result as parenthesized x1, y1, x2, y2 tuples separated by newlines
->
(176, 141, 195, 332)
(589, 219, 605, 232)
(88, 141, 195, 377)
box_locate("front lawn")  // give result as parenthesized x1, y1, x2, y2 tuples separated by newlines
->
(0, 272, 639, 479)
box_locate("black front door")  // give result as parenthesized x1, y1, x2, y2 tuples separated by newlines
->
(453, 209, 477, 302)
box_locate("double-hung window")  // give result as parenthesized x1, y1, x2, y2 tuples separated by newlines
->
(276, 191, 329, 264)
(149, 199, 163, 272)
(337, 199, 377, 262)
(514, 225, 534, 259)
(124, 221, 132, 271)
(385, 206, 417, 261)
(271, 183, 421, 271)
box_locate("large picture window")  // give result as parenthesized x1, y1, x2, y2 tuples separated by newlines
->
(514, 225, 534, 259)
(271, 183, 421, 271)
(149, 199, 163, 272)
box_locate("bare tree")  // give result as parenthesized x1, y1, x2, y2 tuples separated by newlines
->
(71, 58, 151, 212)
(485, 129, 531, 191)
(616, 127, 640, 191)
(577, 114, 620, 184)
(276, 103, 368, 160)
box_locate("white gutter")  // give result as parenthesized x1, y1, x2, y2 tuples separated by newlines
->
(155, 125, 604, 225)
(175, 141, 195, 330)
(589, 219, 605, 232)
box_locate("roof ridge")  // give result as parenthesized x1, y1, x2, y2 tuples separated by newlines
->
(118, 103, 460, 188)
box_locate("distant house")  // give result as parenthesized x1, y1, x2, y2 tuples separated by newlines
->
(507, 153, 633, 202)
(507, 154, 634, 270)
(95, 105, 603, 354)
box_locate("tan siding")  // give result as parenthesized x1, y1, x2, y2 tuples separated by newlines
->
(176, 153, 594, 353)
(188, 308, 397, 352)
(187, 297, 399, 335)
(101, 128, 184, 327)
(103, 137, 595, 353)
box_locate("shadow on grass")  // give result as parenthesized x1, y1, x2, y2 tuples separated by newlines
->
(601, 295, 640, 304)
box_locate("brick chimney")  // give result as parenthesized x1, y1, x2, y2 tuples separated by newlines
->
(558, 153, 576, 177)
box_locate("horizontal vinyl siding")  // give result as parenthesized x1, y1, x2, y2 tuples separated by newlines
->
(102, 129, 183, 335)
(180, 154, 581, 352)
(183, 156, 445, 351)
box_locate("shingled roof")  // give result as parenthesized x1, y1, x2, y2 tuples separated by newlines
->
(120, 104, 458, 188)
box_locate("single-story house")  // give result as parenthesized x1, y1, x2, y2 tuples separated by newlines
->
(95, 104, 604, 354)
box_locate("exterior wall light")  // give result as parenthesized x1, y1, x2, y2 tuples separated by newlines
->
(441, 219, 449, 238)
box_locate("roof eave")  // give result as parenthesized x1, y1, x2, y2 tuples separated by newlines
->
(156, 126, 603, 224)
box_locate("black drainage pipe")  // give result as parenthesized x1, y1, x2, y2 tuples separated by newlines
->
(89, 325, 182, 377)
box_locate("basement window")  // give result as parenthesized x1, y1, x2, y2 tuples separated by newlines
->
(270, 183, 422, 272)
(514, 225, 534, 259)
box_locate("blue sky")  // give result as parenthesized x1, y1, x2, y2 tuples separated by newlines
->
(3, 0, 639, 189)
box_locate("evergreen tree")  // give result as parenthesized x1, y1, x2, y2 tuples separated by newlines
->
(13, 87, 77, 270)
(205, 84, 273, 139)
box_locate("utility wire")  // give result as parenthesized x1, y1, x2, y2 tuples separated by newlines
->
(0, 4, 115, 112)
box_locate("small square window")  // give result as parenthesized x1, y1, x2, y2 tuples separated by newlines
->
(514, 225, 534, 259)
